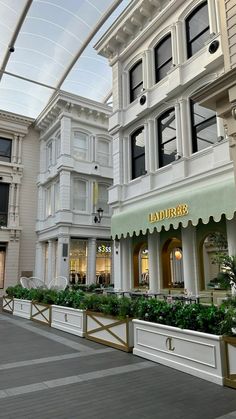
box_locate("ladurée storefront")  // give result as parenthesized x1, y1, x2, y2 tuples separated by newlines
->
(112, 173, 236, 294)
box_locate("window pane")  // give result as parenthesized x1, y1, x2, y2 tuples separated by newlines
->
(160, 109, 176, 143)
(187, 3, 209, 42)
(74, 132, 88, 160)
(190, 29, 210, 56)
(132, 129, 145, 157)
(157, 60, 173, 81)
(195, 119, 217, 150)
(54, 181, 60, 212)
(97, 140, 109, 166)
(0, 183, 9, 226)
(45, 186, 52, 217)
(130, 62, 142, 88)
(0, 138, 11, 162)
(70, 239, 87, 284)
(191, 101, 217, 152)
(131, 128, 145, 179)
(132, 155, 146, 178)
(192, 102, 215, 126)
(161, 141, 177, 166)
(97, 184, 109, 214)
(156, 35, 172, 67)
(73, 179, 87, 211)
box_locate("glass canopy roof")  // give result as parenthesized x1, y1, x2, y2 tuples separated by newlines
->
(0, 0, 131, 118)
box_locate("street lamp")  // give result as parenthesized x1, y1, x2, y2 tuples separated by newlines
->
(94, 207, 104, 223)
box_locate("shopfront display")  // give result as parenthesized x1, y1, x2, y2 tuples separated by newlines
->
(96, 241, 112, 285)
(70, 239, 87, 284)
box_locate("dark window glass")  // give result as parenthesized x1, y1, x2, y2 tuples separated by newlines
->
(190, 100, 217, 153)
(155, 34, 172, 82)
(186, 2, 210, 58)
(130, 61, 143, 103)
(0, 183, 9, 226)
(158, 109, 177, 167)
(131, 127, 145, 179)
(0, 138, 11, 162)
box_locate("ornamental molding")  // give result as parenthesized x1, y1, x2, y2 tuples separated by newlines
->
(95, 0, 185, 61)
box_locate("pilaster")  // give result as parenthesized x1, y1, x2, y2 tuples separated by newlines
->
(87, 237, 97, 284)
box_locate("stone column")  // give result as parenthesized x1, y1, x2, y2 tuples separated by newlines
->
(180, 99, 190, 157)
(18, 135, 23, 164)
(123, 136, 129, 184)
(113, 133, 123, 185)
(148, 119, 156, 172)
(60, 116, 71, 156)
(59, 170, 71, 211)
(226, 218, 236, 256)
(35, 241, 44, 280)
(175, 102, 183, 158)
(57, 236, 70, 279)
(208, 0, 218, 34)
(181, 224, 198, 294)
(87, 237, 97, 285)
(171, 24, 178, 66)
(176, 21, 184, 64)
(8, 183, 15, 226)
(144, 122, 149, 173)
(113, 239, 122, 290)
(144, 49, 153, 88)
(14, 183, 20, 227)
(46, 240, 53, 285)
(12, 134, 18, 164)
(121, 236, 131, 291)
(148, 231, 159, 292)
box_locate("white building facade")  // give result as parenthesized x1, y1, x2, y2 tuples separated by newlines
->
(95, 0, 236, 294)
(35, 92, 113, 286)
(0, 111, 39, 294)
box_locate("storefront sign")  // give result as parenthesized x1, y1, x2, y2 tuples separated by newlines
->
(148, 204, 189, 223)
(97, 244, 112, 253)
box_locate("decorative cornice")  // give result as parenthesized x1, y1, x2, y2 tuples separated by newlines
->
(95, 0, 175, 61)
(0, 110, 33, 126)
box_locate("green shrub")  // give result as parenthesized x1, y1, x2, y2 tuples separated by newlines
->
(6, 284, 31, 299)
(55, 289, 85, 309)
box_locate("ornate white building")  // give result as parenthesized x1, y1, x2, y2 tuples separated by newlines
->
(0, 111, 39, 294)
(35, 92, 113, 286)
(95, 0, 236, 293)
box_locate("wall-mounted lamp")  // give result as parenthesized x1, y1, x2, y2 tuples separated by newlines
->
(174, 248, 182, 260)
(94, 207, 104, 223)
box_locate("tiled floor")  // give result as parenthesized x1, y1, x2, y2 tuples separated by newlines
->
(0, 310, 236, 419)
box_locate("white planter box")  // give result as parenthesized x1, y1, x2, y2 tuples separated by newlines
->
(86, 311, 133, 352)
(2, 296, 13, 313)
(133, 319, 227, 385)
(13, 299, 31, 319)
(51, 305, 86, 337)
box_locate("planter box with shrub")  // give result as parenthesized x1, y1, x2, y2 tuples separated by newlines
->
(2, 296, 14, 313)
(13, 298, 31, 319)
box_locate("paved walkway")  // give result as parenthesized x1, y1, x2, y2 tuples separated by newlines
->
(0, 310, 236, 419)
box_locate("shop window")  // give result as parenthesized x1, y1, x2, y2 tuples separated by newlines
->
(73, 131, 88, 161)
(0, 137, 11, 163)
(202, 232, 228, 289)
(162, 238, 184, 289)
(158, 108, 177, 168)
(186, 1, 210, 58)
(129, 60, 143, 103)
(131, 127, 145, 180)
(155, 34, 172, 83)
(96, 241, 112, 285)
(139, 244, 149, 287)
(69, 239, 87, 284)
(97, 139, 110, 166)
(190, 100, 217, 153)
(0, 183, 9, 227)
(73, 179, 87, 212)
(0, 245, 6, 289)
(97, 183, 109, 214)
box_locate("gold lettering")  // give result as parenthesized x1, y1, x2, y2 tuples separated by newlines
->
(148, 204, 189, 223)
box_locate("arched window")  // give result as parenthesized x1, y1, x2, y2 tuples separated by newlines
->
(129, 60, 143, 103)
(131, 127, 145, 180)
(154, 34, 172, 83)
(73, 131, 88, 161)
(186, 1, 210, 58)
(73, 178, 87, 211)
(190, 100, 217, 153)
(157, 108, 176, 168)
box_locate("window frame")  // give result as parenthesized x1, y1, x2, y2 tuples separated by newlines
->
(185, 1, 210, 59)
(0, 183, 9, 227)
(190, 99, 217, 153)
(0, 137, 12, 163)
(157, 108, 177, 168)
(73, 177, 88, 213)
(154, 33, 172, 83)
(131, 127, 146, 180)
(73, 130, 89, 161)
(96, 138, 110, 167)
(46, 141, 53, 169)
(129, 60, 143, 103)
(96, 183, 110, 215)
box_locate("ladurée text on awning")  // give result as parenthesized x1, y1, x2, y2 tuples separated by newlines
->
(149, 204, 189, 223)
